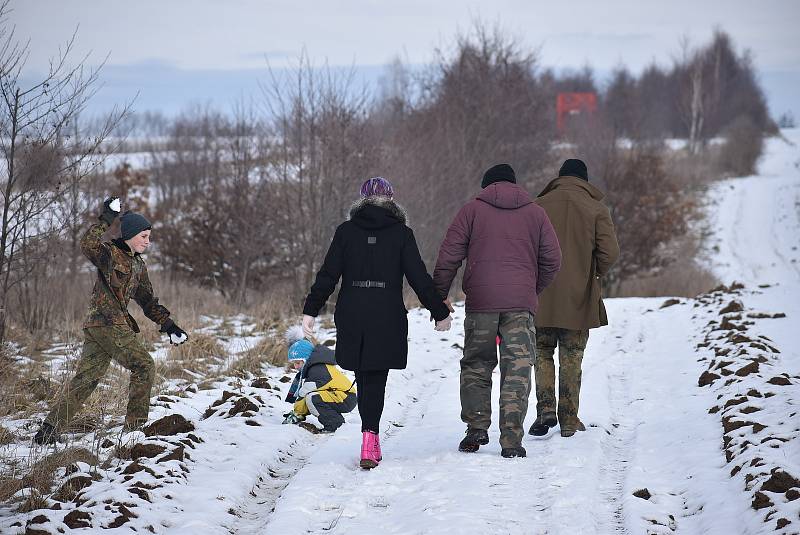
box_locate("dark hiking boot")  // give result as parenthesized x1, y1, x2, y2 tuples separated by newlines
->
(458, 428, 489, 453)
(528, 412, 558, 436)
(33, 422, 58, 445)
(560, 419, 587, 438)
(500, 446, 527, 458)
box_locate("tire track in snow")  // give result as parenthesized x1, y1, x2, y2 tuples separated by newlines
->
(301, 353, 453, 534)
(595, 315, 639, 534)
(230, 434, 319, 534)
(231, 321, 458, 534)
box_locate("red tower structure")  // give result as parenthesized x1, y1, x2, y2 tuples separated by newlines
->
(556, 92, 597, 134)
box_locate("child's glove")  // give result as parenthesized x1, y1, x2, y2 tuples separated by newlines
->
(160, 320, 189, 345)
(282, 411, 305, 425)
(99, 197, 121, 225)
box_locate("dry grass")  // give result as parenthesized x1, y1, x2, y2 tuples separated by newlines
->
(0, 266, 301, 518)
(0, 446, 98, 507)
(617, 262, 719, 298)
(225, 330, 289, 377)
(616, 232, 720, 298)
(160, 332, 227, 381)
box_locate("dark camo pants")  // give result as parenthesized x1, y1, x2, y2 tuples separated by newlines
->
(534, 327, 589, 432)
(46, 326, 155, 430)
(461, 311, 534, 448)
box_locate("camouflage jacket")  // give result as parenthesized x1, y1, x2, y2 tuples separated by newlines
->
(81, 221, 170, 332)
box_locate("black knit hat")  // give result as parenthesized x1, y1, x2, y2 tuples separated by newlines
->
(559, 159, 589, 181)
(120, 212, 152, 241)
(481, 163, 516, 189)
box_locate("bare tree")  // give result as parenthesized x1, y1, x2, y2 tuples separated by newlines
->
(262, 53, 379, 300)
(379, 22, 553, 263)
(676, 37, 707, 154)
(0, 2, 129, 344)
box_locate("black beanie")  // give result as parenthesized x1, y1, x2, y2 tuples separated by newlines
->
(559, 159, 589, 181)
(120, 212, 152, 241)
(481, 163, 516, 189)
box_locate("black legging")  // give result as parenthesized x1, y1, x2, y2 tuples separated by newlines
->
(355, 370, 389, 433)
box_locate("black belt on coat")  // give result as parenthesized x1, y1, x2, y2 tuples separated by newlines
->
(352, 280, 386, 288)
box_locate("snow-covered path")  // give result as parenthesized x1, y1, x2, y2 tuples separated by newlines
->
(702, 129, 800, 286)
(233, 296, 756, 535)
(222, 131, 800, 535)
(6, 132, 798, 535)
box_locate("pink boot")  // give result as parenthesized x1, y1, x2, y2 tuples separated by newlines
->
(360, 431, 382, 469)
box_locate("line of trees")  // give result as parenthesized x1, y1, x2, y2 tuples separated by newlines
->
(1, 19, 776, 345)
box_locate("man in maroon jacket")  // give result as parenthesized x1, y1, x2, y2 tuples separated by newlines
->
(433, 164, 561, 458)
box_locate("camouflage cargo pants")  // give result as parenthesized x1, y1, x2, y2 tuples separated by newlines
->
(46, 326, 155, 430)
(460, 311, 534, 449)
(534, 327, 589, 432)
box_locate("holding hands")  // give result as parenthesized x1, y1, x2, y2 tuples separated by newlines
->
(435, 315, 452, 331)
(433, 298, 454, 331)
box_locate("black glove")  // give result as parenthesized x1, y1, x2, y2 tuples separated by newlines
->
(99, 197, 121, 225)
(160, 320, 189, 345)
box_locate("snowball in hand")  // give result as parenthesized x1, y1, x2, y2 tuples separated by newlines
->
(109, 198, 121, 212)
(170, 332, 188, 345)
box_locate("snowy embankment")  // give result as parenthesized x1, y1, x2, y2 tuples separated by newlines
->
(3, 130, 799, 534)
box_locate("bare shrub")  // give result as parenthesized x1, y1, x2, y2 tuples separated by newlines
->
(617, 256, 719, 297)
(718, 115, 764, 177)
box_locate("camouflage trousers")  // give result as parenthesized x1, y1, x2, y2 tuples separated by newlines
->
(460, 311, 534, 448)
(534, 327, 589, 432)
(46, 326, 155, 431)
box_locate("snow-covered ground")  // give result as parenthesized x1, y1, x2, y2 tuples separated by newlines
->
(2, 130, 799, 534)
(701, 129, 800, 286)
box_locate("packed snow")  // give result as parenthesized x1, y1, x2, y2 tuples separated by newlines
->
(2, 130, 798, 534)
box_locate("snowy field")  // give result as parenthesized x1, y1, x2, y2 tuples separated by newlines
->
(2, 130, 799, 534)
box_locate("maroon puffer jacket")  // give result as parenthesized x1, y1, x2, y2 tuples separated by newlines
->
(433, 181, 561, 314)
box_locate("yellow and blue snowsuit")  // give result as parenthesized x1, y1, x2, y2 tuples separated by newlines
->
(285, 345, 357, 431)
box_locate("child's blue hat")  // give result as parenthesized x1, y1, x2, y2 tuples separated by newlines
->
(288, 339, 314, 362)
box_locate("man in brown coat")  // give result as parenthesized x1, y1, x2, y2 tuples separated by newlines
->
(530, 159, 619, 438)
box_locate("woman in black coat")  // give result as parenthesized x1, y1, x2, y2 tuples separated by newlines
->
(302, 177, 452, 468)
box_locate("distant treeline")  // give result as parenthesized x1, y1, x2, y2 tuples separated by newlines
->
(2, 22, 774, 342)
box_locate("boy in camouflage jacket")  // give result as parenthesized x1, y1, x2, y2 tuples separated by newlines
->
(34, 197, 188, 445)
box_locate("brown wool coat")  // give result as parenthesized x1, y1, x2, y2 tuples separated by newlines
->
(534, 176, 620, 330)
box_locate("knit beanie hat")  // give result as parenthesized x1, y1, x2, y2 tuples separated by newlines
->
(287, 339, 314, 362)
(481, 164, 516, 189)
(120, 212, 152, 241)
(360, 177, 394, 198)
(559, 159, 589, 181)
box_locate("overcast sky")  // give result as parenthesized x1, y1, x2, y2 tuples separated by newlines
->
(8, 0, 800, 118)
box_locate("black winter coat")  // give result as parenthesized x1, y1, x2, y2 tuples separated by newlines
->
(303, 198, 450, 371)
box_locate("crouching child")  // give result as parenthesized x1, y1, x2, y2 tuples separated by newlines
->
(282, 329, 356, 433)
